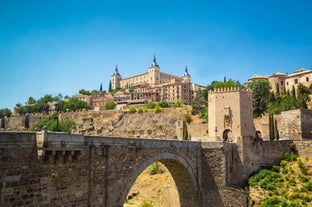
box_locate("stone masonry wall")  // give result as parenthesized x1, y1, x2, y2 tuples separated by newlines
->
(2, 132, 309, 207)
(0, 132, 90, 206)
(294, 140, 312, 157)
(278, 109, 312, 140)
(188, 124, 208, 141)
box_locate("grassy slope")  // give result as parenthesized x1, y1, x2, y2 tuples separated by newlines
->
(248, 153, 312, 207)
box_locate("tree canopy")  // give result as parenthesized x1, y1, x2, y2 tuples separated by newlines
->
(0, 108, 12, 118)
(63, 98, 92, 112)
(246, 79, 271, 118)
(31, 112, 76, 132)
(267, 83, 311, 115)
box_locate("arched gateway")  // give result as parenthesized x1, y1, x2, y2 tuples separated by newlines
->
(120, 152, 201, 207)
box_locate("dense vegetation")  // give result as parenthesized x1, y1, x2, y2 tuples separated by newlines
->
(30, 112, 76, 133)
(247, 152, 312, 207)
(0, 108, 12, 118)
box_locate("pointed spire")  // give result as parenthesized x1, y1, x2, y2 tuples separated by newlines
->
(151, 55, 159, 67)
(184, 65, 190, 76)
(115, 65, 118, 72)
(113, 65, 120, 76)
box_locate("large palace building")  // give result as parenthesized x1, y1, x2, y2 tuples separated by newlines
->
(110, 56, 203, 105)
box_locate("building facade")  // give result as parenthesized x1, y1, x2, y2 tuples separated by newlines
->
(110, 56, 203, 105)
(248, 68, 312, 95)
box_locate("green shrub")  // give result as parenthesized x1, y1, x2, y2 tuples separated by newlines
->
(289, 178, 297, 186)
(138, 107, 143, 114)
(281, 167, 288, 174)
(298, 174, 309, 183)
(280, 160, 288, 167)
(259, 196, 281, 206)
(159, 100, 170, 108)
(146, 101, 156, 109)
(272, 165, 280, 172)
(139, 201, 154, 207)
(297, 159, 308, 175)
(185, 113, 193, 124)
(301, 182, 312, 192)
(128, 106, 137, 113)
(105, 101, 116, 110)
(174, 101, 182, 108)
(154, 105, 161, 113)
(148, 162, 160, 175)
(283, 152, 297, 162)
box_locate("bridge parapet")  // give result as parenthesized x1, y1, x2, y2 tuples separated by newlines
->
(36, 131, 85, 164)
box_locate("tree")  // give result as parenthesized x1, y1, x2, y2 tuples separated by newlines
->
(146, 101, 156, 109)
(31, 112, 76, 133)
(53, 93, 63, 101)
(297, 83, 311, 109)
(159, 100, 169, 108)
(0, 108, 12, 118)
(105, 101, 116, 110)
(291, 85, 296, 97)
(108, 80, 112, 92)
(191, 91, 206, 115)
(99, 83, 103, 92)
(27, 97, 36, 105)
(183, 121, 188, 140)
(246, 79, 271, 118)
(79, 89, 91, 95)
(63, 98, 92, 112)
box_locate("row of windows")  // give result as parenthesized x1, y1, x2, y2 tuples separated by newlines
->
(285, 77, 310, 86)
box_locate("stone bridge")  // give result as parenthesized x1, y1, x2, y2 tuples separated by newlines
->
(0, 131, 293, 207)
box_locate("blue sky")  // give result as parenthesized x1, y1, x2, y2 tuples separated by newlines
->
(1, 0, 311, 110)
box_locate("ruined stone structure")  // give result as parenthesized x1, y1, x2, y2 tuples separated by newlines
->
(208, 87, 255, 142)
(0, 131, 295, 207)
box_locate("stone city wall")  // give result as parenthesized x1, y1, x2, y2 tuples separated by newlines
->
(294, 140, 312, 157)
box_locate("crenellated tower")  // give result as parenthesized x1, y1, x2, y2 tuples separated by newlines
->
(208, 87, 255, 142)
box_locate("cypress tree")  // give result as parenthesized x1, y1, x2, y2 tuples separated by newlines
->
(183, 121, 188, 140)
(269, 113, 275, 141)
(108, 80, 112, 92)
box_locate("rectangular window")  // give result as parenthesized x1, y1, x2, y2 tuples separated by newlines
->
(281, 81, 283, 86)
(306, 77, 309, 82)
(294, 79, 298, 84)
(286, 82, 289, 86)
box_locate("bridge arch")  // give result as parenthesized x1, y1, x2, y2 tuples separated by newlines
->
(120, 152, 201, 207)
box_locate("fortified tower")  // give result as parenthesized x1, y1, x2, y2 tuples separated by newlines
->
(208, 87, 255, 142)
(148, 56, 160, 85)
(111, 65, 122, 90)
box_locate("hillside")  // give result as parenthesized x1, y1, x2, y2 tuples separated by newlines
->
(248, 153, 312, 207)
(62, 108, 192, 139)
(124, 162, 179, 207)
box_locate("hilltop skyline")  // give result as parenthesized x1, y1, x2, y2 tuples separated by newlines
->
(1, 0, 312, 110)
